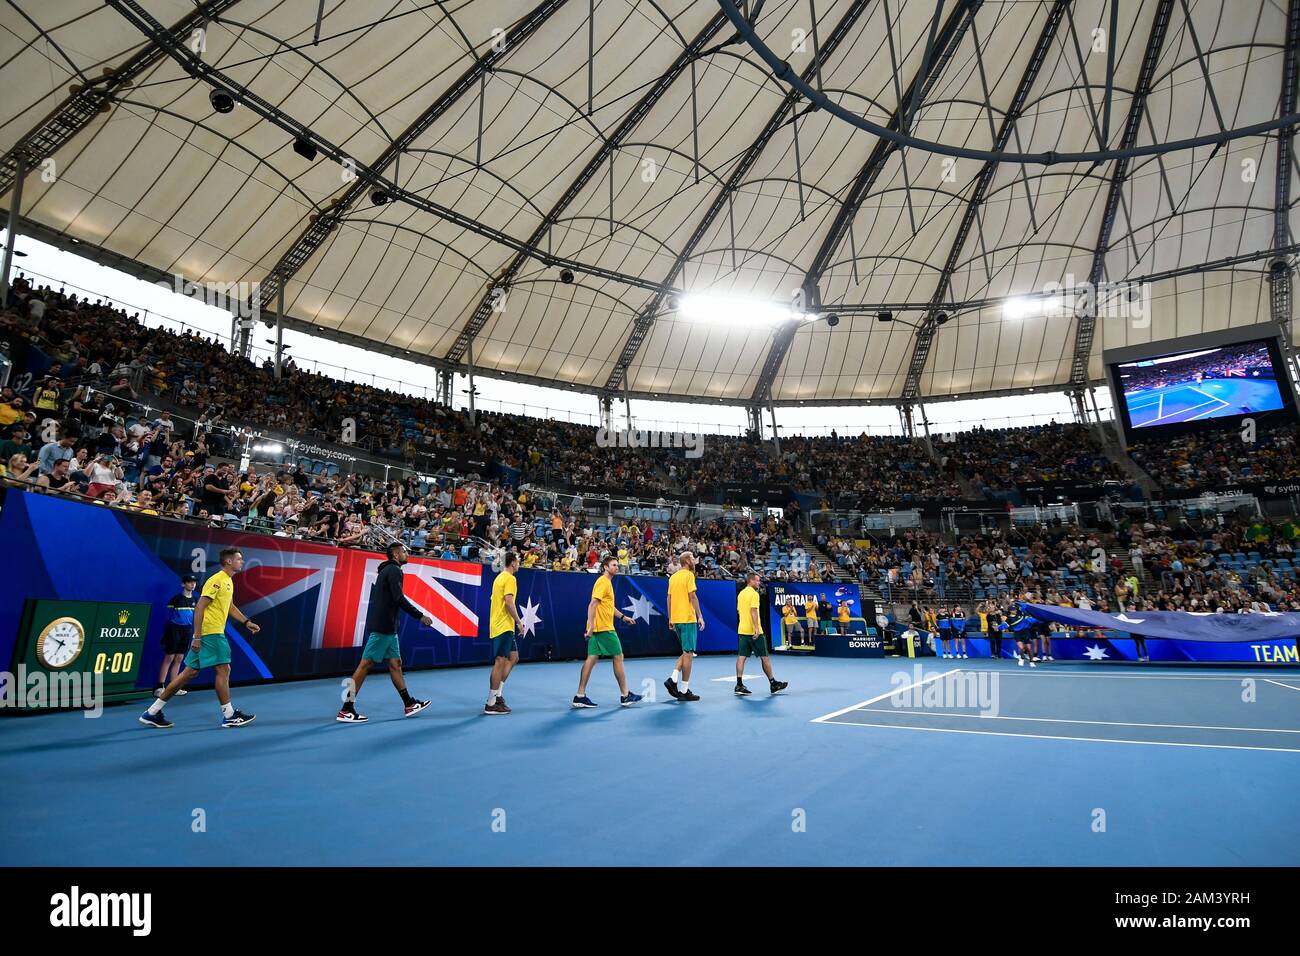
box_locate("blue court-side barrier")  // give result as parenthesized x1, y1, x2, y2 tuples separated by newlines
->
(0, 489, 742, 689)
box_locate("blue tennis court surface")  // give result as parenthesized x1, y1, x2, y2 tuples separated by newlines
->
(1126, 378, 1283, 426)
(3, 656, 1298, 866)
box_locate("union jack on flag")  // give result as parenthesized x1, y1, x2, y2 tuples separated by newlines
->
(220, 538, 482, 650)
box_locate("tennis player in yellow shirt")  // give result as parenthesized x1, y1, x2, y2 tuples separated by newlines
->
(735, 571, 787, 696)
(485, 551, 524, 715)
(139, 547, 259, 729)
(571, 555, 643, 708)
(664, 551, 704, 701)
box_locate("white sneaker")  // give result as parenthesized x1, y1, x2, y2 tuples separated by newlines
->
(1029, 660, 1037, 668)
(175, 688, 188, 696)
(961, 653, 968, 659)
(1018, 657, 1025, 667)
(1046, 655, 1054, 662)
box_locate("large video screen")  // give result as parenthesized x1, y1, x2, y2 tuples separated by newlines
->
(1114, 339, 1287, 429)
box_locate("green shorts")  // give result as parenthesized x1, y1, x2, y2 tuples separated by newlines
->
(673, 622, 697, 653)
(183, 633, 231, 670)
(491, 631, 518, 659)
(587, 630, 622, 658)
(738, 633, 769, 658)
(361, 631, 400, 662)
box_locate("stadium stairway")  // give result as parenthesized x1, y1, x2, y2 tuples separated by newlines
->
(925, 433, 985, 500)
(1093, 420, 1159, 498)
(804, 536, 856, 583)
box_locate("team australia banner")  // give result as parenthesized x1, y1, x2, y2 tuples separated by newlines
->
(1023, 602, 1300, 642)
(1020, 602, 1300, 664)
(767, 582, 870, 648)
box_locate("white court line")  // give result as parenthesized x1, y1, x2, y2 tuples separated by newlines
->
(852, 707, 1300, 734)
(813, 719, 1300, 753)
(1264, 679, 1300, 693)
(810, 667, 959, 723)
(1143, 395, 1222, 425)
(1183, 390, 1233, 421)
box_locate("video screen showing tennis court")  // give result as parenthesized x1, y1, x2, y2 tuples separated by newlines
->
(1115, 339, 1286, 428)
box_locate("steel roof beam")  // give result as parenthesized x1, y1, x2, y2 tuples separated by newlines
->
(750, 0, 983, 404)
(444, 7, 733, 365)
(603, 0, 879, 392)
(252, 0, 572, 315)
(103, 0, 703, 299)
(0, 0, 246, 200)
(1068, 0, 1175, 386)
(898, 0, 1071, 402)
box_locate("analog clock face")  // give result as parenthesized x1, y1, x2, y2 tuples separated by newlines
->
(37, 618, 85, 669)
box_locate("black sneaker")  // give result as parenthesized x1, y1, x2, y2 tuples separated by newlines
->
(680, 689, 700, 702)
(770, 680, 789, 694)
(138, 711, 173, 729)
(221, 709, 255, 728)
(664, 678, 683, 700)
(734, 683, 752, 696)
(403, 698, 430, 718)
(336, 708, 368, 723)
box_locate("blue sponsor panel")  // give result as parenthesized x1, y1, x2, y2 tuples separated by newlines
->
(766, 581, 869, 648)
(814, 629, 884, 658)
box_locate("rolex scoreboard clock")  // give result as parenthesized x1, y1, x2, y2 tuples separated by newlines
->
(8, 599, 153, 711)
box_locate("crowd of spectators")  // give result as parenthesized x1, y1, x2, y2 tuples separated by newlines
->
(0, 275, 832, 577)
(935, 422, 1121, 495)
(664, 430, 959, 502)
(1128, 422, 1300, 492)
(830, 512, 1300, 617)
(0, 275, 971, 508)
(7, 270, 1300, 600)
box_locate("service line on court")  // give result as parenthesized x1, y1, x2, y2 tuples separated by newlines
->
(849, 708, 1300, 735)
(811, 719, 1300, 753)
(809, 667, 960, 723)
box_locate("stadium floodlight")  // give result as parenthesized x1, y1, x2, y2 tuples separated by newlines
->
(1002, 296, 1037, 319)
(209, 89, 235, 114)
(1003, 294, 1070, 319)
(677, 293, 807, 325)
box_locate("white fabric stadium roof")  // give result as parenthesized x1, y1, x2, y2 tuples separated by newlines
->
(1, 0, 1296, 405)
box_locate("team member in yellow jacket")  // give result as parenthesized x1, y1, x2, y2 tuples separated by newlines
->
(734, 571, 788, 697)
